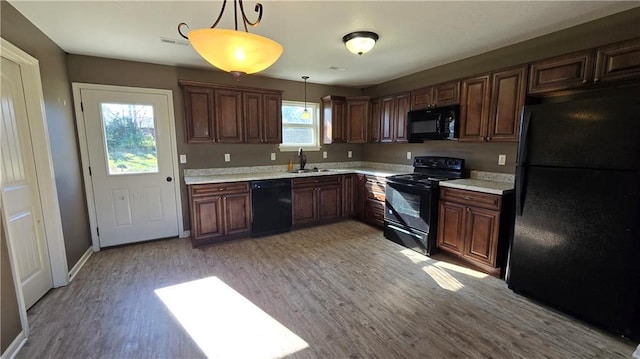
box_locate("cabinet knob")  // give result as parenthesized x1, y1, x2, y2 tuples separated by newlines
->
(583, 79, 589, 84)
(593, 77, 600, 83)
(466, 207, 470, 212)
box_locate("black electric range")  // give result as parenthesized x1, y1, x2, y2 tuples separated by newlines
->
(384, 156, 465, 256)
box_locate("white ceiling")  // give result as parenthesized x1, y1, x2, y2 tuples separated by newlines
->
(8, 1, 639, 88)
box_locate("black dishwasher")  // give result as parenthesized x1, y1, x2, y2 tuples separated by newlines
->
(251, 179, 292, 237)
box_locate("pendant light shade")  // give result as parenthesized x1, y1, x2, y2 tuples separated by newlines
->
(342, 31, 379, 55)
(179, 1, 283, 79)
(187, 28, 283, 77)
(301, 76, 311, 120)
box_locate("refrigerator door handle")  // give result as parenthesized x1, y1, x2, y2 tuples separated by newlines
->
(515, 110, 532, 216)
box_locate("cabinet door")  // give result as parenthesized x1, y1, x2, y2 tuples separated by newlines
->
(594, 38, 640, 83)
(346, 98, 369, 143)
(487, 66, 527, 142)
(459, 75, 491, 142)
(243, 92, 263, 143)
(318, 184, 341, 223)
(368, 98, 382, 143)
(528, 50, 595, 95)
(379, 96, 394, 143)
(322, 96, 346, 144)
(342, 174, 356, 217)
(355, 174, 366, 219)
(263, 94, 283, 143)
(292, 187, 317, 226)
(191, 196, 224, 241)
(223, 193, 251, 235)
(437, 201, 465, 255)
(394, 93, 410, 142)
(463, 206, 500, 268)
(215, 89, 244, 143)
(433, 81, 460, 107)
(410, 87, 433, 110)
(183, 86, 215, 143)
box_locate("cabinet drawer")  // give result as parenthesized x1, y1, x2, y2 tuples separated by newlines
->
(190, 182, 250, 196)
(365, 199, 385, 227)
(292, 175, 341, 188)
(440, 187, 501, 211)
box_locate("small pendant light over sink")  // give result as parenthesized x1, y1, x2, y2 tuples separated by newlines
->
(178, 1, 284, 80)
(342, 31, 379, 55)
(301, 76, 311, 120)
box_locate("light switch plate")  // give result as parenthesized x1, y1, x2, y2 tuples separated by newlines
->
(407, 152, 412, 160)
(323, 151, 328, 159)
(270, 153, 276, 161)
(224, 153, 230, 162)
(498, 154, 506, 166)
(347, 151, 352, 158)
(179, 154, 187, 164)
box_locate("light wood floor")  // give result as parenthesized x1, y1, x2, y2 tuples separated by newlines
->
(18, 220, 635, 358)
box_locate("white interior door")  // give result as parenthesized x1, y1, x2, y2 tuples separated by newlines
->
(1, 57, 53, 309)
(78, 88, 179, 247)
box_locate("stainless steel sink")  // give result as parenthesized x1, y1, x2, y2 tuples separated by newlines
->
(288, 168, 331, 173)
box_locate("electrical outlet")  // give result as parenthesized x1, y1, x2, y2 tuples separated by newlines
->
(323, 151, 328, 159)
(498, 154, 506, 166)
(179, 154, 187, 164)
(224, 153, 230, 162)
(347, 151, 352, 158)
(270, 153, 276, 161)
(407, 152, 412, 160)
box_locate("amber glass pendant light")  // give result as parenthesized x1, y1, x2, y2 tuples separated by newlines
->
(301, 76, 311, 120)
(179, 1, 284, 80)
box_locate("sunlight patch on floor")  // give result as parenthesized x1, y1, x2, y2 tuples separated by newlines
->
(399, 248, 430, 264)
(433, 261, 489, 279)
(423, 265, 464, 292)
(155, 276, 309, 359)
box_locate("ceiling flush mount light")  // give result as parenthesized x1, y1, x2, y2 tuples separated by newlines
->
(301, 76, 311, 120)
(178, 1, 284, 80)
(342, 31, 379, 55)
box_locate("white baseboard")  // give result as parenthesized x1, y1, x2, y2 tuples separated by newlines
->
(68, 247, 93, 282)
(180, 230, 191, 238)
(1, 330, 26, 359)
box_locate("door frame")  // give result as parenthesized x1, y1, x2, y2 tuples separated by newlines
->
(71, 83, 184, 251)
(1, 37, 70, 335)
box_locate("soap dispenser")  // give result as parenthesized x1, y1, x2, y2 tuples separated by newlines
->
(288, 160, 294, 172)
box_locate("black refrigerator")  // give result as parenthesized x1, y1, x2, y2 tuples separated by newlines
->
(506, 90, 640, 342)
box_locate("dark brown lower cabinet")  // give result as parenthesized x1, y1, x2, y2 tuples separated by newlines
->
(189, 182, 251, 247)
(342, 174, 357, 217)
(361, 175, 386, 228)
(437, 187, 512, 275)
(292, 176, 341, 227)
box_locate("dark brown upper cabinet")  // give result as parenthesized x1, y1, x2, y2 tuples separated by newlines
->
(459, 66, 527, 142)
(244, 92, 282, 144)
(322, 95, 370, 144)
(345, 97, 370, 144)
(374, 92, 409, 143)
(411, 81, 460, 110)
(180, 81, 283, 144)
(529, 37, 640, 95)
(322, 95, 346, 144)
(183, 85, 216, 143)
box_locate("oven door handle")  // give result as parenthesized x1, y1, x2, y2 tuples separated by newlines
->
(387, 182, 431, 191)
(387, 223, 421, 238)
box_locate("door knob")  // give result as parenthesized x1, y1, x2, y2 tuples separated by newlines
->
(166, 177, 173, 182)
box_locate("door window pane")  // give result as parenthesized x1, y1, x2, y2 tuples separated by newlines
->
(100, 103, 158, 175)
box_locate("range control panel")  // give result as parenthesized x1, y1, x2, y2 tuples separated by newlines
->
(413, 156, 464, 171)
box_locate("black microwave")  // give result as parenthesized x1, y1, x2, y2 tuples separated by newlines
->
(407, 105, 459, 142)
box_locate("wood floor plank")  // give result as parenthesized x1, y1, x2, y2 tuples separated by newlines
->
(17, 220, 635, 358)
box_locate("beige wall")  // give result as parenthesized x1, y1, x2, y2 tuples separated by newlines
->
(1, 1, 92, 269)
(1, 216, 22, 355)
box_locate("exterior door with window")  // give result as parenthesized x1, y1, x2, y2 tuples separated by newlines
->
(78, 88, 179, 247)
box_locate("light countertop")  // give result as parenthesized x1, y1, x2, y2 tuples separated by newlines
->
(440, 178, 514, 195)
(184, 167, 406, 185)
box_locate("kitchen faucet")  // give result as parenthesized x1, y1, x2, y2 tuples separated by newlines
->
(298, 148, 307, 170)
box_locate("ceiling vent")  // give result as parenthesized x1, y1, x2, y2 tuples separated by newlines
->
(159, 37, 190, 47)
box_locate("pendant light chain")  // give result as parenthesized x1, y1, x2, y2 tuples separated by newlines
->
(301, 76, 311, 120)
